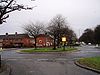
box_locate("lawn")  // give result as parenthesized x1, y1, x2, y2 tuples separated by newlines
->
(19, 47, 77, 53)
(77, 57, 100, 71)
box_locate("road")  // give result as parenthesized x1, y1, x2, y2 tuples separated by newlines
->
(1, 46, 100, 75)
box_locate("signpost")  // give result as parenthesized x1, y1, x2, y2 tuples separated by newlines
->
(0, 47, 3, 68)
(0, 48, 2, 68)
(0, 40, 3, 68)
(62, 37, 66, 50)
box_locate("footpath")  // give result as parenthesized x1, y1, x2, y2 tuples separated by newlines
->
(0, 60, 11, 75)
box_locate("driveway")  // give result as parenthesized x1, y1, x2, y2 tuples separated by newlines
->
(1, 46, 100, 75)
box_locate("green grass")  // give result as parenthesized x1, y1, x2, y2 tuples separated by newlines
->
(78, 57, 100, 70)
(19, 47, 77, 53)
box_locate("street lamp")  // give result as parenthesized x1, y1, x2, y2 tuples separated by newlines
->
(62, 37, 66, 50)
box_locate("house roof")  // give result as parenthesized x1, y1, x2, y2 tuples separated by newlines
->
(37, 34, 53, 39)
(0, 34, 29, 39)
(0, 33, 53, 40)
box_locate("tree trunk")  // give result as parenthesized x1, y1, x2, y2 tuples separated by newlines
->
(34, 37, 37, 49)
(57, 36, 60, 48)
(53, 37, 56, 50)
(0, 19, 2, 24)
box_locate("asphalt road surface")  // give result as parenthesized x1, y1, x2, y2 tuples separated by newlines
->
(1, 46, 100, 75)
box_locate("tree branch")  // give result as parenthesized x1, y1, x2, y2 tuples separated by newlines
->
(0, 0, 35, 24)
(1, 14, 9, 20)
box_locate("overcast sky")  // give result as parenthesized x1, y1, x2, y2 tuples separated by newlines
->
(0, 0, 100, 37)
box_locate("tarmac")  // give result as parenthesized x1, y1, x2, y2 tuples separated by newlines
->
(0, 60, 100, 75)
(0, 60, 11, 75)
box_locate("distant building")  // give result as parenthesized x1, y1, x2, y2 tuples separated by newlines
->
(0, 32, 53, 48)
(0, 32, 32, 48)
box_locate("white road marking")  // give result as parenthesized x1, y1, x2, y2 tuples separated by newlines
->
(7, 58, 33, 61)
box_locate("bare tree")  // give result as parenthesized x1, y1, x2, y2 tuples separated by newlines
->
(23, 22, 44, 49)
(47, 25, 57, 49)
(0, 0, 35, 24)
(47, 14, 76, 49)
(47, 15, 67, 49)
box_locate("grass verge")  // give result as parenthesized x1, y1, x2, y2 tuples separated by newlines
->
(19, 47, 77, 53)
(77, 57, 100, 71)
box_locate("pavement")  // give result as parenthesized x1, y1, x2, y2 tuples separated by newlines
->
(75, 60, 100, 74)
(0, 46, 100, 75)
(0, 60, 11, 75)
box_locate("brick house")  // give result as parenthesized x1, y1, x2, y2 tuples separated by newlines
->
(36, 34, 53, 47)
(0, 32, 53, 48)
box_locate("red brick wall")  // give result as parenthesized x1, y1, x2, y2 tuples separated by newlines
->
(1, 34, 53, 48)
(36, 36, 53, 47)
(22, 37, 32, 47)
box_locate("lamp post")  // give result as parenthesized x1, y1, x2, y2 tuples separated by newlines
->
(62, 37, 66, 50)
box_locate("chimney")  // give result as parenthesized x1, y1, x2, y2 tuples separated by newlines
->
(6, 33, 8, 36)
(15, 32, 17, 35)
